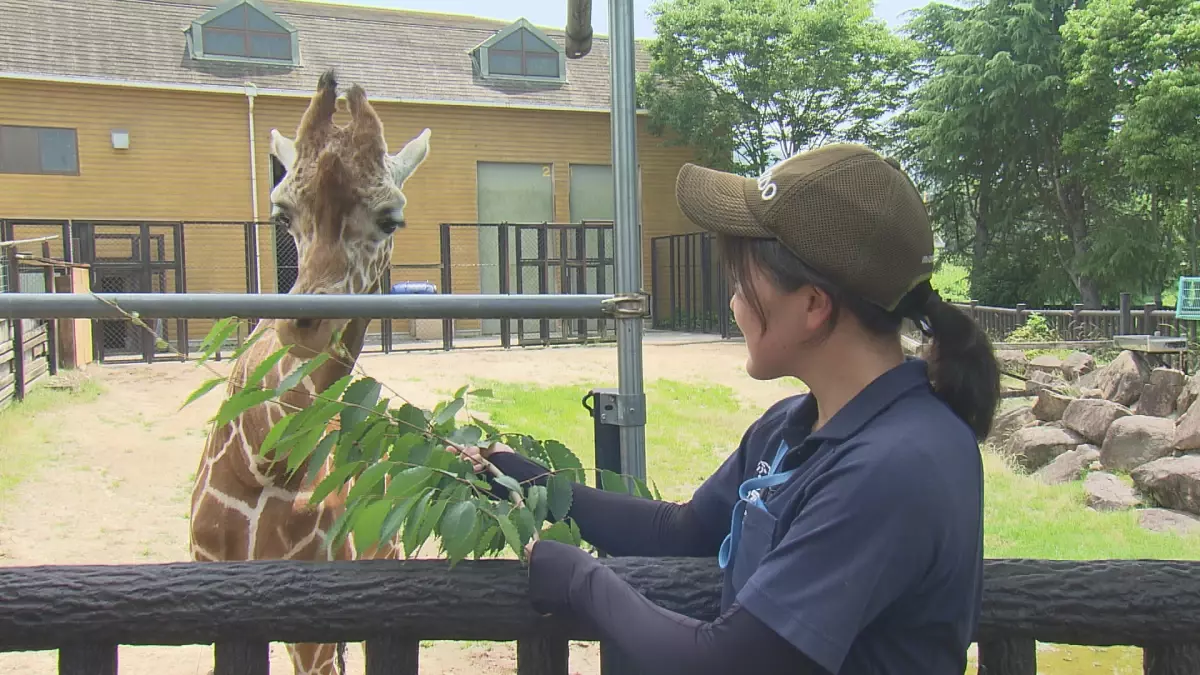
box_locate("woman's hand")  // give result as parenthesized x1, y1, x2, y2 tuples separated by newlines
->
(448, 440, 515, 473)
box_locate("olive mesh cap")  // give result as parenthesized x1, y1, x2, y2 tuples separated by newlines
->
(675, 143, 935, 313)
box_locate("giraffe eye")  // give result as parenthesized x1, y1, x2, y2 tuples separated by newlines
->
(376, 214, 404, 234)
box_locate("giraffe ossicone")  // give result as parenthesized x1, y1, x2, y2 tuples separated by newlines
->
(189, 70, 431, 675)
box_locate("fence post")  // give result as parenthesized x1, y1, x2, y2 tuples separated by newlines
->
(1144, 302, 1157, 335)
(585, 387, 646, 675)
(439, 223, 453, 351)
(1119, 292, 1132, 335)
(7, 244, 25, 402)
(977, 637, 1036, 674)
(1016, 303, 1027, 338)
(41, 242, 57, 377)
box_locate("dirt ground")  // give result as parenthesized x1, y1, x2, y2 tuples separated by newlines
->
(0, 333, 796, 675)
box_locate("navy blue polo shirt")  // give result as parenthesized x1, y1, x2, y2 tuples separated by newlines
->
(690, 358, 984, 674)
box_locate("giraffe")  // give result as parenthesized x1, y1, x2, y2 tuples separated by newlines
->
(188, 70, 431, 675)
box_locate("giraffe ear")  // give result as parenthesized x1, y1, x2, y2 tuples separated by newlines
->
(388, 128, 431, 186)
(270, 129, 298, 173)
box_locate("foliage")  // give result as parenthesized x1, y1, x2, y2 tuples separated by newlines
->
(1005, 312, 1060, 343)
(183, 318, 659, 567)
(636, 0, 918, 176)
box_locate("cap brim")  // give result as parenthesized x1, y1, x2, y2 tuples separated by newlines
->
(675, 163, 773, 238)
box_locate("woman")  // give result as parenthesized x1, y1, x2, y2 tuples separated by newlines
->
(455, 143, 999, 675)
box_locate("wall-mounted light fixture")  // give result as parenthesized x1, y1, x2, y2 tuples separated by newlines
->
(111, 129, 130, 150)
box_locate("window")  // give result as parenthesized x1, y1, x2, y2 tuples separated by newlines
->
(473, 19, 566, 83)
(0, 125, 78, 175)
(186, 0, 299, 66)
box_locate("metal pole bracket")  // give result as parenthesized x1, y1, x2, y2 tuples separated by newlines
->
(601, 292, 650, 318)
(585, 387, 647, 427)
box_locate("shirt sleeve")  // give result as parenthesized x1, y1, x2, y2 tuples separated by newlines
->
(734, 446, 938, 674)
(527, 540, 830, 675)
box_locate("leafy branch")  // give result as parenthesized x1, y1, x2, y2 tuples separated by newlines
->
(98, 300, 660, 567)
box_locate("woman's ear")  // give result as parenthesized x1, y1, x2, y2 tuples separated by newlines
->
(796, 285, 835, 334)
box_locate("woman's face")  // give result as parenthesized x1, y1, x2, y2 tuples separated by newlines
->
(731, 264, 832, 381)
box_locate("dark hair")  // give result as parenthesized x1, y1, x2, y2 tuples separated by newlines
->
(718, 234, 1000, 440)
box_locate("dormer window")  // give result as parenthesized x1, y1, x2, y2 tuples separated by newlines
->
(186, 0, 300, 66)
(472, 19, 566, 83)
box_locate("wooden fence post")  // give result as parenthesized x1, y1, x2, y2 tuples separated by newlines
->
(1144, 302, 1157, 335)
(1120, 292, 1132, 335)
(41, 242, 57, 377)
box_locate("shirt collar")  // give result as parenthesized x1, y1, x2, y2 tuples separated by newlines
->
(785, 358, 931, 444)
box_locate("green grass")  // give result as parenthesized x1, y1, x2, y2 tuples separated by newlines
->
(467, 378, 1197, 674)
(0, 374, 103, 511)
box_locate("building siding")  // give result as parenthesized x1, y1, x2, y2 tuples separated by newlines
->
(1, 78, 701, 340)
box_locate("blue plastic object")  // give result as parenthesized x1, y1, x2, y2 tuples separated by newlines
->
(390, 281, 437, 295)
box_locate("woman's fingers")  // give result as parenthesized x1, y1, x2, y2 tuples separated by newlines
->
(447, 444, 487, 473)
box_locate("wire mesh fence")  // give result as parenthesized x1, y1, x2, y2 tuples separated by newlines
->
(649, 231, 739, 338)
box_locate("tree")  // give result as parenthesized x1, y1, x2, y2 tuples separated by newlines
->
(897, 0, 1128, 308)
(636, 0, 918, 176)
(1062, 0, 1200, 286)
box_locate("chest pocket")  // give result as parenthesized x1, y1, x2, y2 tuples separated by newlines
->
(729, 499, 779, 592)
(719, 439, 794, 600)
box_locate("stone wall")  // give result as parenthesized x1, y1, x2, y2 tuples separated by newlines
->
(990, 349, 1200, 537)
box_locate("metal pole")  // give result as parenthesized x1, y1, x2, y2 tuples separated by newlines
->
(0, 293, 617, 320)
(609, 0, 647, 486)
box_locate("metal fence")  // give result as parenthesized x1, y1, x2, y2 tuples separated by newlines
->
(439, 222, 617, 349)
(0, 224, 59, 406)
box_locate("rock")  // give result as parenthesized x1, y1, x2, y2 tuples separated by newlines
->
(1134, 367, 1186, 418)
(1034, 444, 1101, 485)
(1100, 415, 1176, 472)
(1137, 508, 1200, 536)
(995, 350, 1029, 377)
(1061, 351, 1097, 381)
(1033, 389, 1074, 422)
(987, 405, 1035, 449)
(1028, 354, 1066, 378)
(1176, 374, 1200, 416)
(1080, 388, 1105, 399)
(1084, 471, 1142, 511)
(1026, 370, 1070, 394)
(1092, 350, 1151, 407)
(1131, 455, 1200, 517)
(1062, 398, 1133, 445)
(1007, 425, 1085, 472)
(1175, 396, 1200, 451)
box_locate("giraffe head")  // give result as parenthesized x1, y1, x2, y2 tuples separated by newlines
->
(267, 70, 431, 358)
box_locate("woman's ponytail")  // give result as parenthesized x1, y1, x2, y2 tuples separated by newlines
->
(915, 288, 1000, 440)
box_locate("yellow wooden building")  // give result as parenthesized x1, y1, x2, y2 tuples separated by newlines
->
(0, 0, 699, 356)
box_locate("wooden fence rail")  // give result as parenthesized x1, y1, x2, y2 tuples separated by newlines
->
(1, 557, 1198, 674)
(953, 293, 1195, 344)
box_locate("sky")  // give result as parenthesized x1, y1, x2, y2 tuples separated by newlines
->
(310, 0, 927, 36)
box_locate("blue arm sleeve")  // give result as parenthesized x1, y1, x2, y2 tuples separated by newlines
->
(527, 540, 830, 675)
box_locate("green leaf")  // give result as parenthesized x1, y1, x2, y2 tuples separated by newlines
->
(378, 495, 418, 545)
(453, 384, 470, 400)
(433, 398, 465, 426)
(347, 461, 393, 502)
(304, 431, 340, 485)
(309, 461, 362, 506)
(244, 346, 290, 391)
(496, 509, 523, 558)
(385, 466, 434, 501)
(474, 524, 501, 559)
(351, 499, 392, 552)
(469, 388, 494, 399)
(392, 403, 429, 435)
(197, 317, 240, 364)
(341, 378, 383, 430)
(318, 374, 355, 403)
(259, 413, 296, 460)
(402, 489, 435, 558)
(544, 439, 585, 483)
(547, 473, 574, 521)
(495, 474, 522, 496)
(181, 377, 226, 409)
(276, 352, 332, 395)
(528, 484, 548, 524)
(284, 426, 325, 474)
(513, 505, 537, 544)
(214, 389, 277, 427)
(540, 520, 575, 545)
(448, 425, 483, 447)
(600, 469, 629, 494)
(440, 501, 478, 562)
(390, 432, 424, 463)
